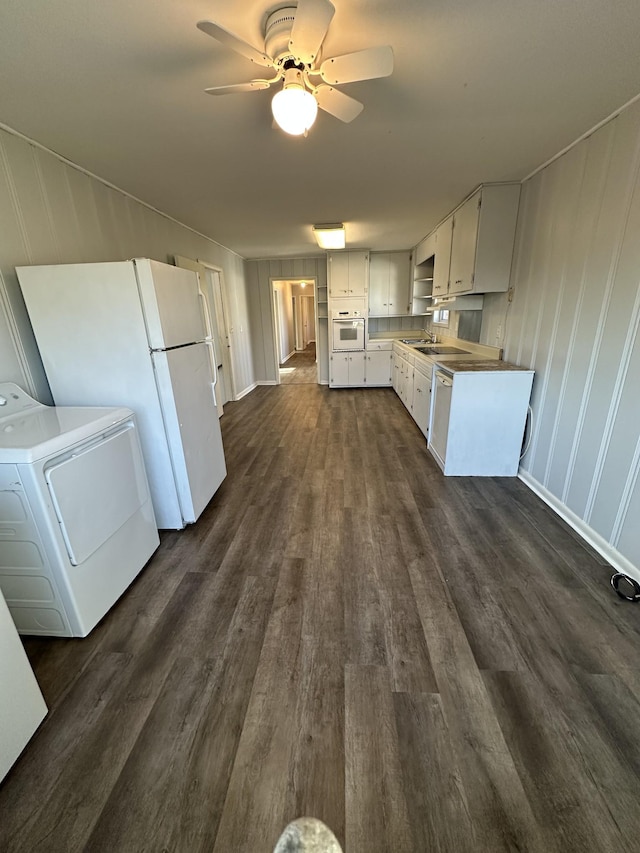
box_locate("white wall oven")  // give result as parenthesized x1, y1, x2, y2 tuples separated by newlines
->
(331, 310, 365, 352)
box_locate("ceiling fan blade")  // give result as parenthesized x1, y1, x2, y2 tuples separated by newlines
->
(197, 20, 274, 68)
(205, 80, 273, 96)
(314, 85, 363, 123)
(288, 0, 335, 64)
(319, 45, 394, 85)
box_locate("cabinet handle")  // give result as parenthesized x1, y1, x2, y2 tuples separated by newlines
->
(455, 280, 462, 284)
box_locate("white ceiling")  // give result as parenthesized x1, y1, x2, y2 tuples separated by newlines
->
(1, 0, 639, 259)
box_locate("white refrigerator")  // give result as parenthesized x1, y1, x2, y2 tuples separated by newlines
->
(16, 259, 227, 530)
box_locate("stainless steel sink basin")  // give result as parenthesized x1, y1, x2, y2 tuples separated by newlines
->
(416, 345, 470, 355)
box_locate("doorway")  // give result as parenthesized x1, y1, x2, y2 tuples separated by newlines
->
(271, 278, 318, 385)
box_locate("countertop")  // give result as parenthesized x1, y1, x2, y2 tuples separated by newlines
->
(436, 359, 534, 373)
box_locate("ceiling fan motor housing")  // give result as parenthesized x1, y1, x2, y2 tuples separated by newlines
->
(264, 6, 298, 63)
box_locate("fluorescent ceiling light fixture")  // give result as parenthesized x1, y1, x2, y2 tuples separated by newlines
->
(313, 224, 345, 249)
(271, 68, 318, 136)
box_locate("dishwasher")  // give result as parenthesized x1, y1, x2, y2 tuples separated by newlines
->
(430, 370, 453, 469)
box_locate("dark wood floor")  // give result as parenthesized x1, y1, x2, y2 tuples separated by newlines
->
(2, 383, 640, 852)
(279, 343, 317, 384)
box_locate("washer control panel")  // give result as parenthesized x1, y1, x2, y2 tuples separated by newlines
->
(0, 383, 43, 420)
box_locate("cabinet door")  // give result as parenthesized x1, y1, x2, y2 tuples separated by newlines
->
(365, 351, 392, 385)
(401, 362, 414, 411)
(330, 353, 350, 385)
(392, 352, 402, 392)
(328, 252, 350, 297)
(449, 192, 480, 295)
(348, 251, 369, 297)
(388, 252, 411, 315)
(413, 369, 431, 438)
(415, 232, 437, 265)
(348, 352, 366, 385)
(368, 253, 389, 315)
(433, 216, 453, 296)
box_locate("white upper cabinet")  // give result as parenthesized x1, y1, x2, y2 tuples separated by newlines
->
(414, 183, 520, 299)
(449, 184, 521, 295)
(432, 216, 453, 297)
(448, 193, 481, 295)
(369, 252, 411, 316)
(415, 232, 436, 265)
(328, 250, 369, 298)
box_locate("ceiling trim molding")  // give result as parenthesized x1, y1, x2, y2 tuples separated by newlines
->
(522, 91, 640, 183)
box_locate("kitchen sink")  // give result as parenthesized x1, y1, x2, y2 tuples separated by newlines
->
(416, 345, 470, 355)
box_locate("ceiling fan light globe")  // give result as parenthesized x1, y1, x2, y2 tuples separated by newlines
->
(272, 87, 318, 136)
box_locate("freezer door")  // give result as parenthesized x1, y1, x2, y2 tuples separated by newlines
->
(152, 343, 226, 523)
(134, 259, 206, 348)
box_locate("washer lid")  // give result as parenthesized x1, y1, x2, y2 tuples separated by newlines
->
(0, 406, 134, 464)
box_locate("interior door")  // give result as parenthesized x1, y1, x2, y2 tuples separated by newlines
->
(173, 256, 224, 417)
(207, 268, 234, 407)
(302, 295, 315, 345)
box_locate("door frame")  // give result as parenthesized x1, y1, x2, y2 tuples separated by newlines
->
(174, 255, 236, 404)
(201, 264, 235, 405)
(270, 277, 317, 386)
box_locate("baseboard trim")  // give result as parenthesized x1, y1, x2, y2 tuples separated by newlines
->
(281, 351, 296, 364)
(234, 382, 257, 400)
(518, 469, 640, 584)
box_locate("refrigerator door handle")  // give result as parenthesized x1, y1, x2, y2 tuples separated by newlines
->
(198, 289, 218, 388)
(198, 290, 214, 340)
(205, 339, 218, 389)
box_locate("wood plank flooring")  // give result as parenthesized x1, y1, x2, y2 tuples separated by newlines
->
(2, 382, 640, 852)
(279, 343, 318, 384)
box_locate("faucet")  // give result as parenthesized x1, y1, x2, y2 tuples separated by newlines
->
(426, 331, 437, 344)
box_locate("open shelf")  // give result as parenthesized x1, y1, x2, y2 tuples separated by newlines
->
(412, 257, 434, 315)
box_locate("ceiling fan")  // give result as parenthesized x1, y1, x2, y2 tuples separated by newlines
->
(197, 0, 394, 135)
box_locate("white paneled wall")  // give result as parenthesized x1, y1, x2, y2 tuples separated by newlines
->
(0, 126, 253, 401)
(246, 257, 328, 384)
(504, 101, 640, 580)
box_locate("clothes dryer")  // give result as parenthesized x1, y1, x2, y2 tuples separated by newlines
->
(0, 383, 159, 637)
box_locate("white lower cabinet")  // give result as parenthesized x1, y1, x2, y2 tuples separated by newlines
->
(330, 352, 366, 387)
(392, 352, 402, 393)
(392, 343, 435, 439)
(401, 361, 414, 410)
(365, 351, 392, 385)
(413, 364, 432, 438)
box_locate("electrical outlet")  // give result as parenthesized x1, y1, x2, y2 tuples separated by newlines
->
(496, 324, 502, 341)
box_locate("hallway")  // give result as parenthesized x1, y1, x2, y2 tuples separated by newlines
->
(279, 342, 317, 384)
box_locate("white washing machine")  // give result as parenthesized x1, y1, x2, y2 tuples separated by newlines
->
(0, 383, 160, 637)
